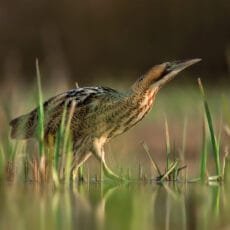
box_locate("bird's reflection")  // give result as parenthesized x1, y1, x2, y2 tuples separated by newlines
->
(1, 182, 228, 230)
(67, 183, 120, 230)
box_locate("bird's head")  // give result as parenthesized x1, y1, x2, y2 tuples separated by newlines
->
(132, 58, 201, 93)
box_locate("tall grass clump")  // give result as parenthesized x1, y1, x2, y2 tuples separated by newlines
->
(24, 60, 77, 185)
(62, 101, 76, 184)
(52, 105, 67, 186)
(0, 61, 82, 186)
(142, 118, 187, 183)
(198, 78, 221, 179)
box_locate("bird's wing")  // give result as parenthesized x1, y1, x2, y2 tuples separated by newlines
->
(10, 86, 122, 140)
(44, 86, 122, 135)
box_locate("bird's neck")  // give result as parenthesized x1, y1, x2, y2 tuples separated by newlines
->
(105, 88, 159, 140)
(128, 87, 159, 106)
(123, 87, 159, 122)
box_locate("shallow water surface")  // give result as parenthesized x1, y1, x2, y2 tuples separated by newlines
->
(0, 182, 229, 230)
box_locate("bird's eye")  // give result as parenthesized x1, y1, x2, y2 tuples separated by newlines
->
(138, 76, 144, 81)
(165, 62, 171, 71)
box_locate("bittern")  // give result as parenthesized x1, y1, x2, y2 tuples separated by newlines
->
(10, 59, 201, 180)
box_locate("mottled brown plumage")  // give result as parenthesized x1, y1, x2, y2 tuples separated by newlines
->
(10, 59, 201, 180)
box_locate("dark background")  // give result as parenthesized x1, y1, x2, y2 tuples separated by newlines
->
(0, 0, 229, 85)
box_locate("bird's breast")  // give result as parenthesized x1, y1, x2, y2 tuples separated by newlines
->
(132, 90, 156, 122)
(105, 89, 157, 139)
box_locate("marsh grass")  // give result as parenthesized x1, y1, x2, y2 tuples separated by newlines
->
(138, 78, 229, 184)
(142, 124, 187, 183)
(0, 71, 229, 230)
(198, 78, 222, 181)
(0, 68, 229, 186)
(200, 117, 208, 182)
(35, 66, 78, 186)
(36, 59, 45, 158)
(0, 61, 78, 186)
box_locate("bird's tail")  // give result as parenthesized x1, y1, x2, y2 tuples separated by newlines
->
(9, 113, 36, 139)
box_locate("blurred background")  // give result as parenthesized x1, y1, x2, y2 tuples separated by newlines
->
(0, 0, 229, 175)
(0, 0, 229, 85)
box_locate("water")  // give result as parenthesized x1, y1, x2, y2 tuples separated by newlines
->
(0, 182, 229, 230)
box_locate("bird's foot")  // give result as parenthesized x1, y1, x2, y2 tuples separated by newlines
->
(103, 167, 127, 183)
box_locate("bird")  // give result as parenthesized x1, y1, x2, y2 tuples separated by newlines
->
(10, 59, 201, 180)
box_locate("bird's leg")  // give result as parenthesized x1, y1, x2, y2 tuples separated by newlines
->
(71, 152, 92, 181)
(100, 148, 122, 180)
(70, 137, 92, 181)
(92, 140, 121, 181)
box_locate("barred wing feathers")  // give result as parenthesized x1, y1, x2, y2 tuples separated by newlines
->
(9, 87, 122, 140)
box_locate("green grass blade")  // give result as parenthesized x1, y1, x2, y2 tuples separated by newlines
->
(0, 143, 5, 180)
(173, 162, 179, 181)
(52, 105, 68, 186)
(200, 117, 208, 181)
(179, 118, 187, 181)
(54, 105, 67, 171)
(64, 139, 73, 186)
(63, 101, 76, 183)
(36, 59, 45, 157)
(198, 78, 221, 176)
(211, 186, 220, 218)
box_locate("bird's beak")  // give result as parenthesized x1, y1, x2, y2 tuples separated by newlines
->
(154, 58, 202, 88)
